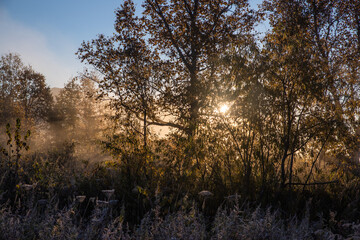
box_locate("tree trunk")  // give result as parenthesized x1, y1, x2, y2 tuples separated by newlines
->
(143, 108, 147, 149)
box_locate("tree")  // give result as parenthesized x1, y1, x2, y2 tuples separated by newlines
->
(52, 78, 81, 134)
(0, 53, 53, 125)
(78, 1, 158, 147)
(77, 0, 255, 141)
(18, 66, 53, 122)
(51, 75, 103, 142)
(305, 0, 360, 163)
(0, 53, 23, 125)
(260, 0, 360, 188)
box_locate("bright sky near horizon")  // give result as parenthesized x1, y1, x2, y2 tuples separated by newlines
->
(0, 0, 263, 88)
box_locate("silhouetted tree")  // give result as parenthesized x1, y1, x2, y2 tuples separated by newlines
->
(260, 0, 360, 188)
(77, 0, 256, 140)
(0, 53, 53, 125)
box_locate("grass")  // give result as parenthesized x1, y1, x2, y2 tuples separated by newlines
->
(1, 194, 360, 239)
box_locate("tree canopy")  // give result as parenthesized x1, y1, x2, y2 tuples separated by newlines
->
(0, 53, 53, 125)
(77, 0, 360, 193)
(77, 0, 256, 141)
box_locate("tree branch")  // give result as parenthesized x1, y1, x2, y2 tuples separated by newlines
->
(287, 180, 339, 186)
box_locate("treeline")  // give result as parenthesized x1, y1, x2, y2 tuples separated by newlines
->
(0, 53, 108, 214)
(0, 53, 105, 150)
(76, 0, 360, 204)
(0, 0, 360, 237)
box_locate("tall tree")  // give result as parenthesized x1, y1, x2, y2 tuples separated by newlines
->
(77, 0, 255, 141)
(0, 53, 23, 124)
(0, 53, 53, 125)
(18, 66, 53, 122)
(261, 0, 360, 188)
(305, 0, 360, 160)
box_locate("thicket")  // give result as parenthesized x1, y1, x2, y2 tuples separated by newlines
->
(0, 0, 360, 239)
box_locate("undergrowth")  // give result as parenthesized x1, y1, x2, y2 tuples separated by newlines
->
(1, 198, 360, 239)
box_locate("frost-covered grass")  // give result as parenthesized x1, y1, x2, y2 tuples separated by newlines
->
(1, 199, 360, 240)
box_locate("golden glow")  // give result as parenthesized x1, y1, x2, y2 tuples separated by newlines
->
(219, 104, 229, 114)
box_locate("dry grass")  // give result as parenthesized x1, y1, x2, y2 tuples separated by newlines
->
(1, 197, 360, 240)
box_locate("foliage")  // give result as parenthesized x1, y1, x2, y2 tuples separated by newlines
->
(77, 0, 256, 140)
(0, 118, 31, 204)
(1, 0, 360, 238)
(50, 75, 103, 141)
(0, 53, 53, 125)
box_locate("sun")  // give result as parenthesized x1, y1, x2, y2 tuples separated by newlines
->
(219, 104, 229, 114)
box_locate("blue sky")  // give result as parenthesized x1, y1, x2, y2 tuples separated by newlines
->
(0, 0, 264, 88)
